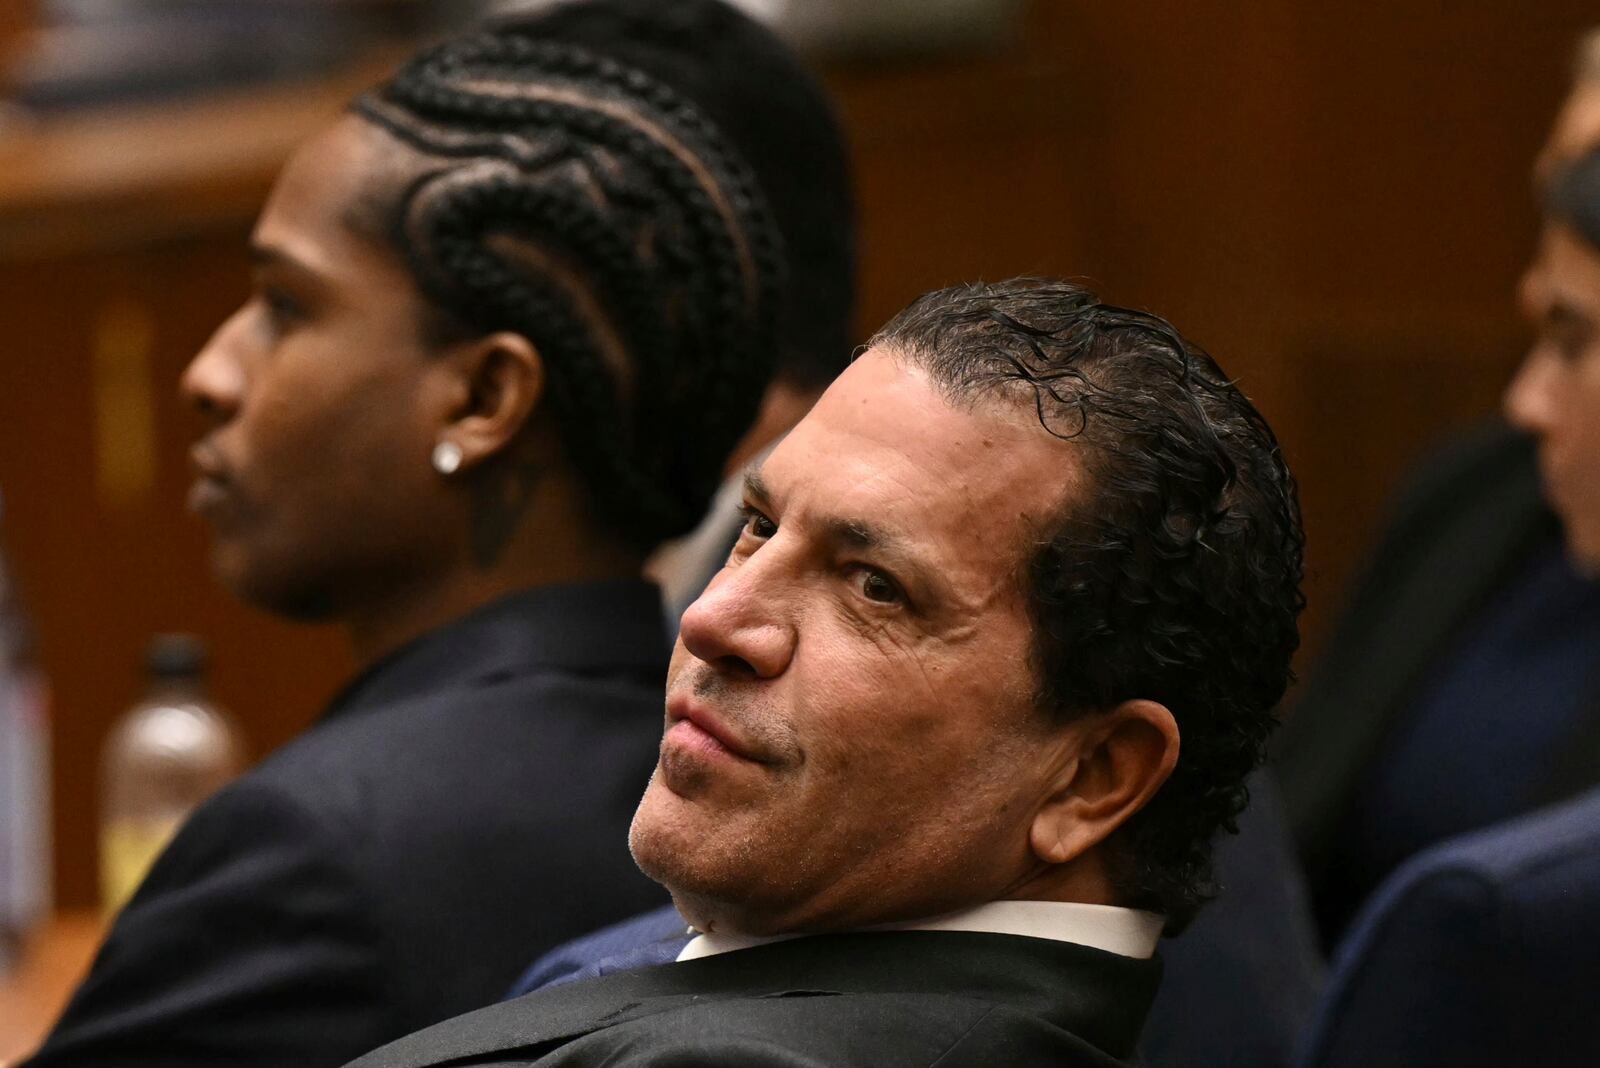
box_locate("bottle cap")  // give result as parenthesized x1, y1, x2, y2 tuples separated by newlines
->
(145, 634, 207, 679)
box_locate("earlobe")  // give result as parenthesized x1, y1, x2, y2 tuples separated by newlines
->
(439, 331, 546, 471)
(1027, 700, 1180, 867)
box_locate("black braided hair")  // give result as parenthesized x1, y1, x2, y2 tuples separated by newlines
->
(351, 26, 784, 551)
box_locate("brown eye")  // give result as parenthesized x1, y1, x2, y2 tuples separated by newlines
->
(743, 510, 776, 539)
(859, 570, 901, 604)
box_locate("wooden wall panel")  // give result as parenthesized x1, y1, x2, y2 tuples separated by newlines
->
(0, 0, 34, 46)
(989, 0, 1595, 644)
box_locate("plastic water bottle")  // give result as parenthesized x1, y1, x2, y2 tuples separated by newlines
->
(0, 510, 49, 974)
(100, 635, 241, 916)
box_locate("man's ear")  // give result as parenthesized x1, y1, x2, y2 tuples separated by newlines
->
(435, 331, 545, 470)
(1028, 699, 1180, 866)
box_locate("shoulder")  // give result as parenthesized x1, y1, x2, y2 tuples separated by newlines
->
(1382, 422, 1535, 523)
(536, 993, 1120, 1068)
(1304, 790, 1600, 1065)
(24, 774, 391, 1067)
(1364, 785, 1600, 922)
(144, 769, 349, 878)
(248, 663, 658, 825)
(106, 771, 374, 945)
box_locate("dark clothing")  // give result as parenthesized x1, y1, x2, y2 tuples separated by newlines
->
(511, 774, 1324, 1068)
(350, 930, 1160, 1068)
(1137, 773, 1323, 1068)
(1299, 785, 1600, 1067)
(1330, 539, 1600, 912)
(1274, 425, 1600, 945)
(25, 582, 672, 1068)
(510, 906, 689, 996)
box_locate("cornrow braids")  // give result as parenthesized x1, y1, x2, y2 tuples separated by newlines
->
(351, 29, 785, 552)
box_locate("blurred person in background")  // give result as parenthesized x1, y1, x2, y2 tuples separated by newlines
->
(1511, 156, 1600, 570)
(1288, 150, 1600, 1065)
(21, 2, 854, 1066)
(1275, 28, 1600, 949)
(5, 0, 427, 110)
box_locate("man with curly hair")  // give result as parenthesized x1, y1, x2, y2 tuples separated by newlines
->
(349, 277, 1306, 1068)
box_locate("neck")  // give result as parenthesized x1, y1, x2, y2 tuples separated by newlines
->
(344, 483, 645, 667)
(344, 554, 639, 667)
(672, 854, 1119, 941)
(1003, 852, 1118, 908)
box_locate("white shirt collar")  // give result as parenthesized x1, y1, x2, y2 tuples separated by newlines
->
(676, 900, 1164, 963)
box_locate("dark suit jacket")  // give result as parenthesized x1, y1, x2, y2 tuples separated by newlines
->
(25, 581, 672, 1068)
(1298, 785, 1600, 1067)
(1273, 426, 1600, 933)
(350, 930, 1160, 1068)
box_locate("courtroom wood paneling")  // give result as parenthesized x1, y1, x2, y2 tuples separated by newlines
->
(0, 0, 34, 45)
(992, 1, 1594, 648)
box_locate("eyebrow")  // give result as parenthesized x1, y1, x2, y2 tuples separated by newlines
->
(742, 467, 930, 583)
(742, 467, 773, 508)
(247, 241, 323, 283)
(247, 241, 286, 269)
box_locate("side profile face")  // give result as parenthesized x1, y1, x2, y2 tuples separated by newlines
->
(629, 347, 1099, 935)
(1535, 80, 1600, 185)
(1509, 222, 1600, 571)
(181, 117, 461, 618)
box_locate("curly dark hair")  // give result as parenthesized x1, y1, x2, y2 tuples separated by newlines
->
(872, 278, 1306, 933)
(346, 1, 793, 555)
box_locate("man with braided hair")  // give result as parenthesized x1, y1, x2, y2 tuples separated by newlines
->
(23, 3, 853, 1066)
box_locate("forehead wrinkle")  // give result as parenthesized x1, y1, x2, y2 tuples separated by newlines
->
(820, 514, 888, 551)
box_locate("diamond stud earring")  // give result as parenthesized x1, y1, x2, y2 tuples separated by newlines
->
(431, 440, 463, 475)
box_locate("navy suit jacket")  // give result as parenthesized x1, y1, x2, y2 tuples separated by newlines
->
(25, 582, 672, 1068)
(1299, 785, 1600, 1066)
(1275, 426, 1600, 942)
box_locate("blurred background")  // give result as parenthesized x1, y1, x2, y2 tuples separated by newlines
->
(0, 0, 1594, 1009)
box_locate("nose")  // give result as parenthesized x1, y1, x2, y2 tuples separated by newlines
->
(180, 307, 250, 423)
(676, 551, 796, 680)
(1504, 347, 1561, 438)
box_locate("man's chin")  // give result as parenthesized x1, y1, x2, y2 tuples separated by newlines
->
(215, 553, 339, 622)
(628, 780, 734, 895)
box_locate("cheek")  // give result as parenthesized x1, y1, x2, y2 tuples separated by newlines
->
(794, 623, 1033, 790)
(247, 349, 429, 491)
